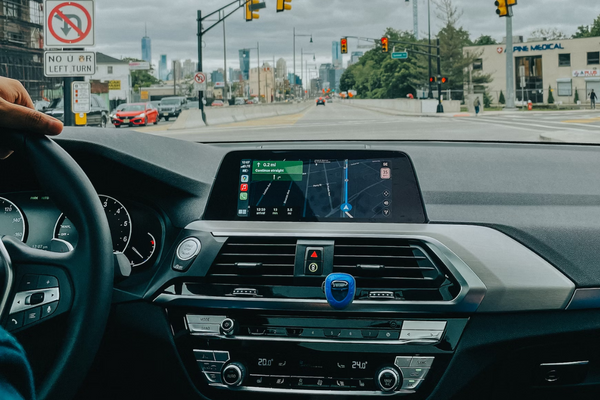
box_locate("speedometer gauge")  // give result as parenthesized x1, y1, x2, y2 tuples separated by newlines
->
(55, 195, 132, 253)
(0, 197, 26, 242)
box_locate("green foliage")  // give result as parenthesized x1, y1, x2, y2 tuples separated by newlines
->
(530, 28, 568, 41)
(573, 15, 600, 38)
(474, 35, 497, 45)
(123, 57, 160, 92)
(548, 85, 555, 104)
(499, 90, 505, 104)
(574, 89, 580, 103)
(483, 91, 491, 108)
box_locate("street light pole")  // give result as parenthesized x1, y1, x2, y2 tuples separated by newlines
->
(222, 10, 228, 102)
(293, 27, 312, 99)
(197, 10, 204, 113)
(505, 15, 517, 110)
(436, 37, 443, 113)
(257, 41, 260, 103)
(428, 0, 433, 99)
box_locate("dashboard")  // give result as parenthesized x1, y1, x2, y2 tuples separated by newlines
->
(4, 128, 600, 400)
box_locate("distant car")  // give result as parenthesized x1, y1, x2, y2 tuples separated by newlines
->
(44, 95, 109, 127)
(212, 100, 225, 107)
(158, 96, 188, 121)
(111, 102, 159, 128)
(34, 100, 50, 111)
(316, 98, 326, 106)
(235, 97, 246, 105)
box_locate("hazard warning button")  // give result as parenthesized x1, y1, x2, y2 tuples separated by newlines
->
(305, 247, 323, 261)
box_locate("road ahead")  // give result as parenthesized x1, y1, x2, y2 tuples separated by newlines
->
(139, 102, 600, 144)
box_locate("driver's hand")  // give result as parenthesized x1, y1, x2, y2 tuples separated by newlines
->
(0, 76, 63, 159)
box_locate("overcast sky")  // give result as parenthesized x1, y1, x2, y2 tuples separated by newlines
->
(93, 0, 600, 75)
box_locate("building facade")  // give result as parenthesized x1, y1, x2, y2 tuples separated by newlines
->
(276, 58, 287, 79)
(250, 63, 275, 102)
(211, 69, 224, 84)
(332, 41, 342, 68)
(465, 36, 600, 104)
(183, 59, 196, 79)
(141, 35, 151, 63)
(0, 0, 61, 101)
(239, 49, 251, 80)
(86, 53, 131, 107)
(158, 55, 168, 81)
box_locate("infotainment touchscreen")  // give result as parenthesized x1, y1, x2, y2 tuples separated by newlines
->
(237, 158, 394, 220)
(204, 151, 426, 223)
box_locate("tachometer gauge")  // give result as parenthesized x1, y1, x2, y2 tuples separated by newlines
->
(0, 197, 26, 242)
(55, 195, 132, 253)
(125, 232, 156, 267)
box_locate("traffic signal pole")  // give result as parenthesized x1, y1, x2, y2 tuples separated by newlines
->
(504, 15, 517, 110)
(197, 10, 205, 118)
(436, 38, 443, 113)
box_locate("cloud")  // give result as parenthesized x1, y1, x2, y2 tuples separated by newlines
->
(92, 0, 600, 74)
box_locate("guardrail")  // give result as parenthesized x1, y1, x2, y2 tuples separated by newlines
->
(341, 98, 461, 114)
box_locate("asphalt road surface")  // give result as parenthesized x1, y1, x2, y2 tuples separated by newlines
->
(137, 102, 600, 144)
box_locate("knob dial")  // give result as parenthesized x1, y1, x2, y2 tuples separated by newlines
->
(222, 362, 246, 387)
(221, 318, 235, 335)
(376, 367, 401, 392)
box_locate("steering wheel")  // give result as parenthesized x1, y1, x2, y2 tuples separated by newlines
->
(0, 133, 114, 400)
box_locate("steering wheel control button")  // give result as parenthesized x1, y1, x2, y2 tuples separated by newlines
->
(7, 313, 23, 332)
(410, 357, 434, 368)
(401, 378, 423, 390)
(26, 292, 45, 306)
(395, 356, 413, 368)
(23, 307, 41, 326)
(177, 237, 201, 260)
(304, 260, 322, 275)
(222, 363, 245, 386)
(194, 350, 215, 361)
(18, 274, 38, 291)
(377, 368, 401, 392)
(37, 275, 58, 289)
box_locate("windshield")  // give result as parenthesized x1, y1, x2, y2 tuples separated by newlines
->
(120, 105, 145, 112)
(8, 0, 600, 143)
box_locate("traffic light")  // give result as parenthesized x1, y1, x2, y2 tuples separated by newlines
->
(495, 0, 508, 17)
(276, 0, 292, 12)
(429, 77, 435, 83)
(246, 0, 262, 21)
(506, 0, 517, 5)
(441, 77, 448, 84)
(340, 38, 348, 54)
(381, 37, 389, 53)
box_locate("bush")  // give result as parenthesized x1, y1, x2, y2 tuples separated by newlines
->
(483, 91, 492, 108)
(499, 90, 505, 104)
(574, 89, 580, 104)
(548, 85, 555, 104)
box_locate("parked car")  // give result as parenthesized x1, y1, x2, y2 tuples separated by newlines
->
(211, 100, 225, 107)
(34, 100, 50, 111)
(158, 96, 188, 121)
(235, 97, 246, 105)
(43, 95, 110, 127)
(111, 103, 159, 128)
(316, 97, 326, 106)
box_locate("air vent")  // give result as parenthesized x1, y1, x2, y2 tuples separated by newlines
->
(333, 238, 458, 301)
(208, 237, 297, 285)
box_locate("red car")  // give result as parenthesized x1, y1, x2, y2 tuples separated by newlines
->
(112, 102, 159, 128)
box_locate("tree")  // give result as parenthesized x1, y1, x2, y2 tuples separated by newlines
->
(474, 35, 497, 45)
(573, 15, 600, 38)
(432, 0, 492, 100)
(548, 85, 554, 104)
(499, 90, 505, 104)
(574, 89, 580, 104)
(483, 91, 492, 108)
(123, 57, 160, 92)
(530, 28, 568, 41)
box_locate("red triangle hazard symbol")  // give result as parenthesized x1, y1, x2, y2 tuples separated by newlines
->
(310, 251, 318, 258)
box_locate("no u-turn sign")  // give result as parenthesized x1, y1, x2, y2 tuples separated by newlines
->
(45, 0, 95, 47)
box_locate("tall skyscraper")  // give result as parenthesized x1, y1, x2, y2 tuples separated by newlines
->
(141, 23, 151, 63)
(239, 49, 251, 80)
(276, 58, 287, 79)
(332, 41, 341, 68)
(173, 60, 183, 80)
(349, 51, 363, 67)
(159, 55, 167, 80)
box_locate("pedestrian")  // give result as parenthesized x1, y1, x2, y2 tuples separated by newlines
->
(590, 89, 597, 110)
(473, 96, 481, 116)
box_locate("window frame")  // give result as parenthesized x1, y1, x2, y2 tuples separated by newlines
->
(558, 53, 571, 67)
(556, 80, 572, 97)
(587, 52, 600, 65)
(107, 66, 113, 74)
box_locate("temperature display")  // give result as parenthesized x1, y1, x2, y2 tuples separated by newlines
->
(352, 361, 368, 370)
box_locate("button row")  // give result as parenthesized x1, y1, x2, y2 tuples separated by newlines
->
(248, 375, 374, 390)
(394, 356, 435, 368)
(7, 301, 58, 332)
(247, 327, 400, 340)
(193, 350, 230, 362)
(18, 274, 58, 291)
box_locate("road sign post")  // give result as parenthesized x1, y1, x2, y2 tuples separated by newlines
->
(194, 72, 207, 90)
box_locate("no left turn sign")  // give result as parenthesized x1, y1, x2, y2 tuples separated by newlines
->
(45, 0, 95, 47)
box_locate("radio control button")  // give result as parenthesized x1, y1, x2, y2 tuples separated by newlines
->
(248, 327, 266, 335)
(394, 356, 413, 368)
(265, 327, 287, 336)
(300, 329, 323, 338)
(186, 315, 226, 324)
(188, 323, 221, 334)
(402, 320, 446, 331)
(340, 329, 362, 339)
(379, 330, 400, 339)
(324, 329, 341, 338)
(193, 350, 215, 361)
(213, 351, 230, 362)
(401, 378, 423, 390)
(410, 356, 434, 367)
(221, 318, 235, 335)
(400, 367, 429, 380)
(400, 330, 443, 340)
(377, 368, 401, 392)
(361, 329, 379, 339)
(286, 328, 303, 336)
(203, 372, 222, 384)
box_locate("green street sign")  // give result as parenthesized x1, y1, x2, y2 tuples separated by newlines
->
(391, 52, 408, 59)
